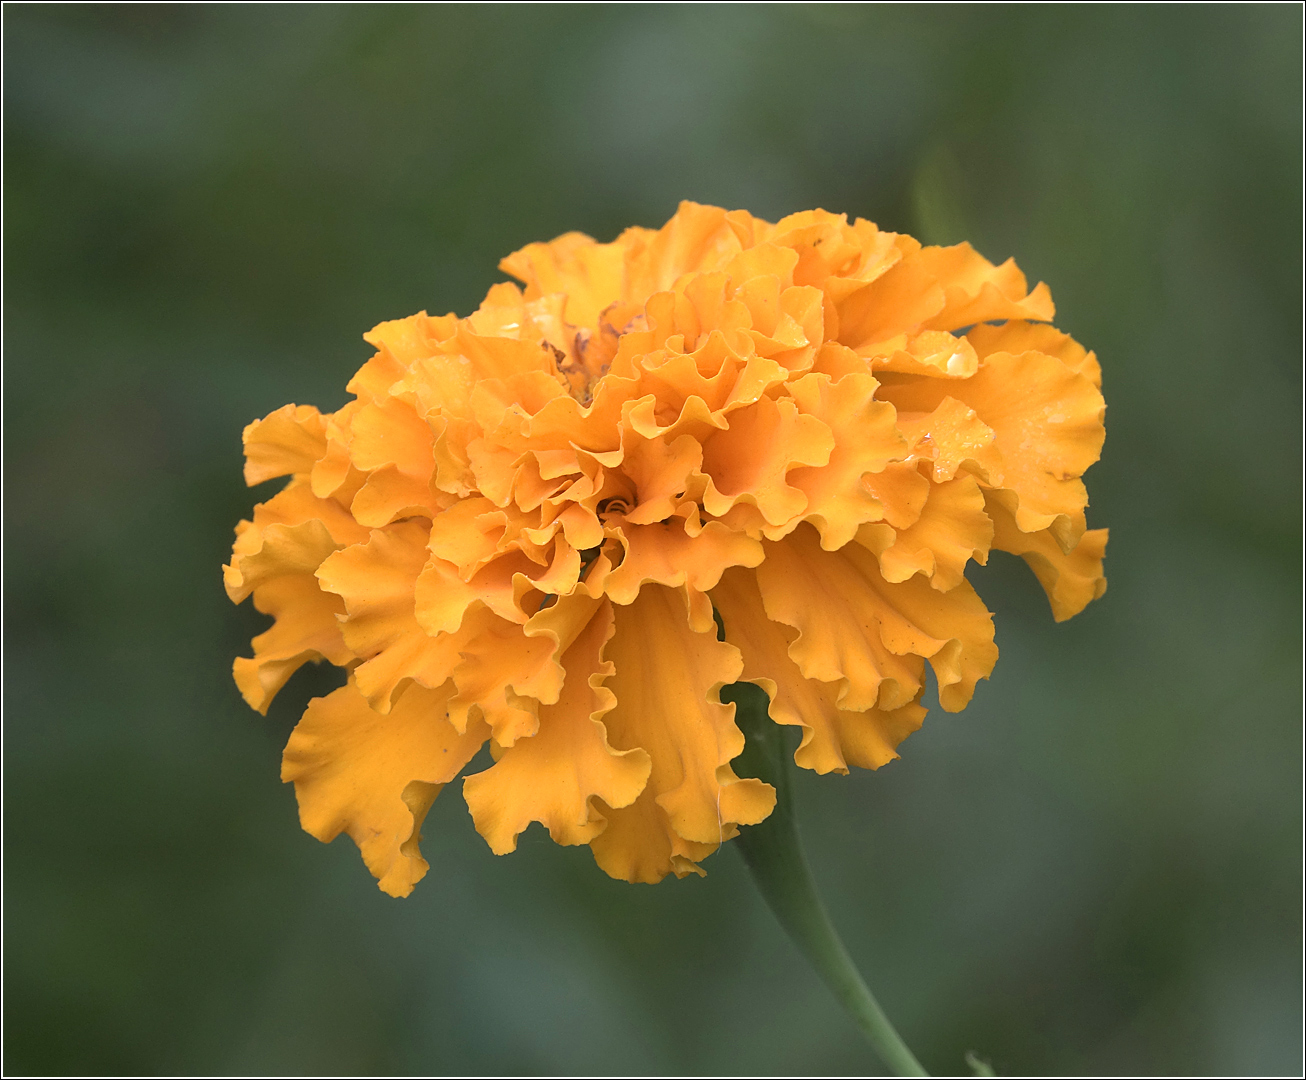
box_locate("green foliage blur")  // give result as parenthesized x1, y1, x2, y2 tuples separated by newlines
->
(4, 5, 1301, 1076)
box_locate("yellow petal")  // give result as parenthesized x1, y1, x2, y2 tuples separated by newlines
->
(713, 566, 926, 774)
(242, 404, 328, 486)
(756, 523, 996, 713)
(463, 599, 652, 853)
(986, 494, 1108, 621)
(282, 679, 489, 897)
(589, 584, 775, 882)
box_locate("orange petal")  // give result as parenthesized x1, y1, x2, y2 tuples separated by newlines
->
(235, 479, 370, 554)
(879, 350, 1105, 547)
(414, 548, 549, 635)
(447, 610, 557, 746)
(310, 402, 369, 506)
(968, 320, 1101, 388)
(282, 679, 489, 897)
(986, 494, 1108, 621)
(603, 519, 764, 607)
(712, 566, 926, 775)
(756, 523, 996, 713)
(785, 372, 908, 548)
(347, 397, 443, 526)
(589, 584, 775, 882)
(353, 312, 456, 401)
(233, 573, 350, 714)
(914, 243, 1055, 331)
(894, 396, 1004, 486)
(624, 201, 742, 301)
(871, 473, 993, 591)
(700, 395, 833, 526)
(868, 330, 978, 380)
(224, 519, 339, 604)
(242, 404, 328, 486)
(316, 521, 466, 711)
(445, 586, 610, 745)
(463, 599, 652, 853)
(500, 230, 628, 331)
(621, 431, 704, 525)
(834, 252, 945, 350)
(860, 461, 931, 531)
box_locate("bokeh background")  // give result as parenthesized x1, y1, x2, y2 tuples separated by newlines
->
(4, 5, 1301, 1076)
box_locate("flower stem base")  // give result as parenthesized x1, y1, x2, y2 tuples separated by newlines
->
(728, 683, 929, 1078)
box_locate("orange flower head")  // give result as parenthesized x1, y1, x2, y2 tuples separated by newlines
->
(225, 202, 1107, 895)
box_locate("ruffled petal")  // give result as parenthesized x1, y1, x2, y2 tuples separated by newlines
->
(603, 519, 764, 611)
(463, 598, 652, 853)
(224, 519, 339, 604)
(914, 243, 1054, 331)
(242, 404, 328, 486)
(316, 521, 466, 711)
(699, 395, 834, 527)
(879, 349, 1105, 548)
(756, 523, 997, 713)
(347, 397, 444, 526)
(784, 371, 908, 548)
(968, 320, 1101, 388)
(623, 201, 742, 300)
(712, 566, 926, 774)
(620, 431, 703, 525)
(589, 585, 775, 882)
(282, 679, 489, 897)
(986, 494, 1108, 621)
(894, 395, 1004, 486)
(869, 473, 993, 591)
(499, 230, 628, 331)
(233, 573, 350, 714)
(446, 608, 558, 746)
(231, 201, 1106, 892)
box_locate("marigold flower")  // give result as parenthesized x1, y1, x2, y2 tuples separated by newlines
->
(226, 201, 1107, 895)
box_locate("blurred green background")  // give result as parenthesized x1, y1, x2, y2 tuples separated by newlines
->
(4, 5, 1301, 1076)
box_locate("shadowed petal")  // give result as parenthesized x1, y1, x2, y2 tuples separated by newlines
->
(590, 585, 775, 882)
(713, 566, 927, 775)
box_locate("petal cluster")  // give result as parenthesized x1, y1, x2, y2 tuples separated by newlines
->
(226, 202, 1107, 894)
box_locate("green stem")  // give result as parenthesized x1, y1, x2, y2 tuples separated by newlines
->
(728, 683, 929, 1078)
